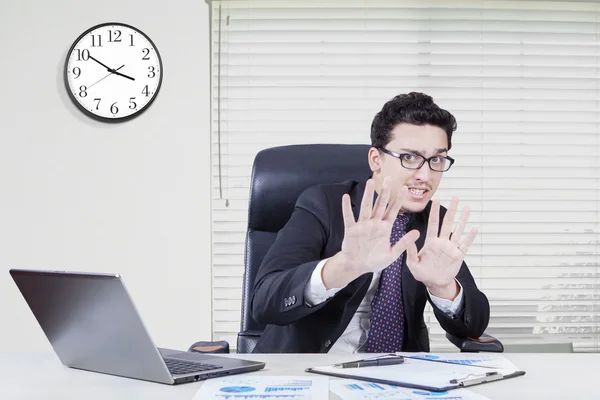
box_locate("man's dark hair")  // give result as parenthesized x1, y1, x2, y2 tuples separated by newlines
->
(370, 92, 457, 150)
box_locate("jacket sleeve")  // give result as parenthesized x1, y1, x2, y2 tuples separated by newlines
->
(250, 185, 336, 326)
(429, 261, 490, 338)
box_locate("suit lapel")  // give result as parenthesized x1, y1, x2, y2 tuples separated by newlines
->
(350, 179, 368, 220)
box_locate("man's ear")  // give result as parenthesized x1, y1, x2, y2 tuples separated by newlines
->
(368, 147, 381, 172)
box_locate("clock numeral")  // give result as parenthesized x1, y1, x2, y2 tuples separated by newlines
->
(72, 67, 81, 79)
(110, 102, 119, 115)
(79, 85, 88, 98)
(129, 34, 135, 47)
(129, 97, 137, 109)
(148, 66, 156, 78)
(142, 48, 150, 60)
(91, 34, 102, 47)
(93, 98, 101, 110)
(108, 29, 122, 43)
(76, 49, 90, 61)
(142, 85, 150, 97)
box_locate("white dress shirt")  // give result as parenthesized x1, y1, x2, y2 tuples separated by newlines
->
(304, 259, 464, 354)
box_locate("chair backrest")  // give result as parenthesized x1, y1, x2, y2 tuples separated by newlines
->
(239, 144, 373, 335)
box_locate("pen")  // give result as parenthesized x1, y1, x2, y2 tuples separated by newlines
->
(334, 356, 404, 369)
(450, 372, 503, 386)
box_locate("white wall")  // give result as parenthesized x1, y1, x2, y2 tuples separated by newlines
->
(0, 1, 212, 351)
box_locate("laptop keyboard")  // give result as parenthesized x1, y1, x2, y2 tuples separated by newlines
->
(163, 358, 223, 375)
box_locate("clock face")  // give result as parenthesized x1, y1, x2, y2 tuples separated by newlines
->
(64, 23, 163, 122)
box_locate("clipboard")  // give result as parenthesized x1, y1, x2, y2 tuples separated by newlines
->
(306, 355, 526, 392)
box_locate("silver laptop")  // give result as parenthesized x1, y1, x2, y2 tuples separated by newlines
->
(10, 269, 265, 384)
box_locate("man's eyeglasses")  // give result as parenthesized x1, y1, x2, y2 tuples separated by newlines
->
(378, 147, 455, 172)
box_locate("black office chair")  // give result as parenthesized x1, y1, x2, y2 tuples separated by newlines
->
(238, 144, 375, 353)
(191, 144, 503, 354)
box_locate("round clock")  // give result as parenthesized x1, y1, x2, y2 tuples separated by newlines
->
(64, 22, 163, 122)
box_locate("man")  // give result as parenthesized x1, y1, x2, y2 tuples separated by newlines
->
(250, 92, 490, 353)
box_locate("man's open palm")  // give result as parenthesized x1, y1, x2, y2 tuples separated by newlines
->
(340, 178, 420, 275)
(405, 198, 477, 290)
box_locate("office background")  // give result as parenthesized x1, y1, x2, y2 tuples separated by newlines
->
(211, 0, 600, 352)
(1, 0, 599, 354)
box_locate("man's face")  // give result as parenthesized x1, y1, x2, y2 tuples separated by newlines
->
(369, 123, 449, 213)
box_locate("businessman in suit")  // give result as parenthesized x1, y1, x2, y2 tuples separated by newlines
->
(250, 92, 490, 353)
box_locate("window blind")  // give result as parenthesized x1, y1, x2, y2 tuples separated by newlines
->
(210, 0, 600, 352)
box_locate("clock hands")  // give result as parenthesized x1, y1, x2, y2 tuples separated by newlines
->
(89, 55, 113, 72)
(88, 65, 125, 89)
(112, 69, 135, 81)
(89, 53, 135, 81)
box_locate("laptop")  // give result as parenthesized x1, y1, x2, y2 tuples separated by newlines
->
(9, 268, 265, 384)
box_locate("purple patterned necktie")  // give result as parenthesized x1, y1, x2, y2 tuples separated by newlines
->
(364, 213, 411, 353)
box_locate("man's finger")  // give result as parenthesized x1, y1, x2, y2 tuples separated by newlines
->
(358, 179, 375, 222)
(426, 199, 440, 240)
(439, 197, 458, 239)
(341, 194, 355, 229)
(458, 227, 478, 255)
(392, 229, 420, 257)
(383, 186, 407, 222)
(451, 206, 470, 246)
(372, 177, 391, 220)
(404, 239, 419, 268)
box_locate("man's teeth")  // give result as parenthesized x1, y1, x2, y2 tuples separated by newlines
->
(410, 188, 426, 195)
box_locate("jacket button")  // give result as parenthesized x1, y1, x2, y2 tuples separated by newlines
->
(324, 339, 331, 348)
(465, 313, 471, 324)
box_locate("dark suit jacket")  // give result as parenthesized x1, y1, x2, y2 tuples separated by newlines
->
(250, 179, 490, 353)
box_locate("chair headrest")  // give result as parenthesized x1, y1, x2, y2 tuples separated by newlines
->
(248, 144, 372, 232)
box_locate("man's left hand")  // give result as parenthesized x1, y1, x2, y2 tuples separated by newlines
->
(405, 197, 477, 300)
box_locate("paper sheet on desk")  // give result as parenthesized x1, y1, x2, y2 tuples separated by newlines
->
(395, 352, 521, 371)
(330, 379, 491, 400)
(192, 375, 329, 400)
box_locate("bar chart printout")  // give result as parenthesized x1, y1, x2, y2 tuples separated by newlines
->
(330, 380, 491, 400)
(192, 376, 329, 400)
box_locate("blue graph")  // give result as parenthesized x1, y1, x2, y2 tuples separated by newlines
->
(412, 354, 490, 365)
(448, 359, 485, 365)
(264, 387, 308, 392)
(415, 355, 440, 360)
(220, 386, 256, 393)
(345, 383, 388, 391)
(412, 390, 449, 396)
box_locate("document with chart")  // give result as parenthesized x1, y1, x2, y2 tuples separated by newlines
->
(193, 375, 329, 400)
(307, 353, 525, 392)
(395, 352, 521, 371)
(330, 379, 491, 400)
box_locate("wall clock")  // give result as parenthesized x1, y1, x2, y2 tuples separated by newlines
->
(64, 22, 163, 122)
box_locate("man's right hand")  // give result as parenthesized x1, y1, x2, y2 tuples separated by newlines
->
(322, 177, 420, 289)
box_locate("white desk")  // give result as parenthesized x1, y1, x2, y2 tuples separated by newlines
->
(1, 351, 598, 399)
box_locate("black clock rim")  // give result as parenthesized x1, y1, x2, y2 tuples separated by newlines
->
(63, 22, 164, 123)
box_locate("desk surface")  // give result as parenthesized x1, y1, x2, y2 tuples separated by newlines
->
(1, 351, 598, 399)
